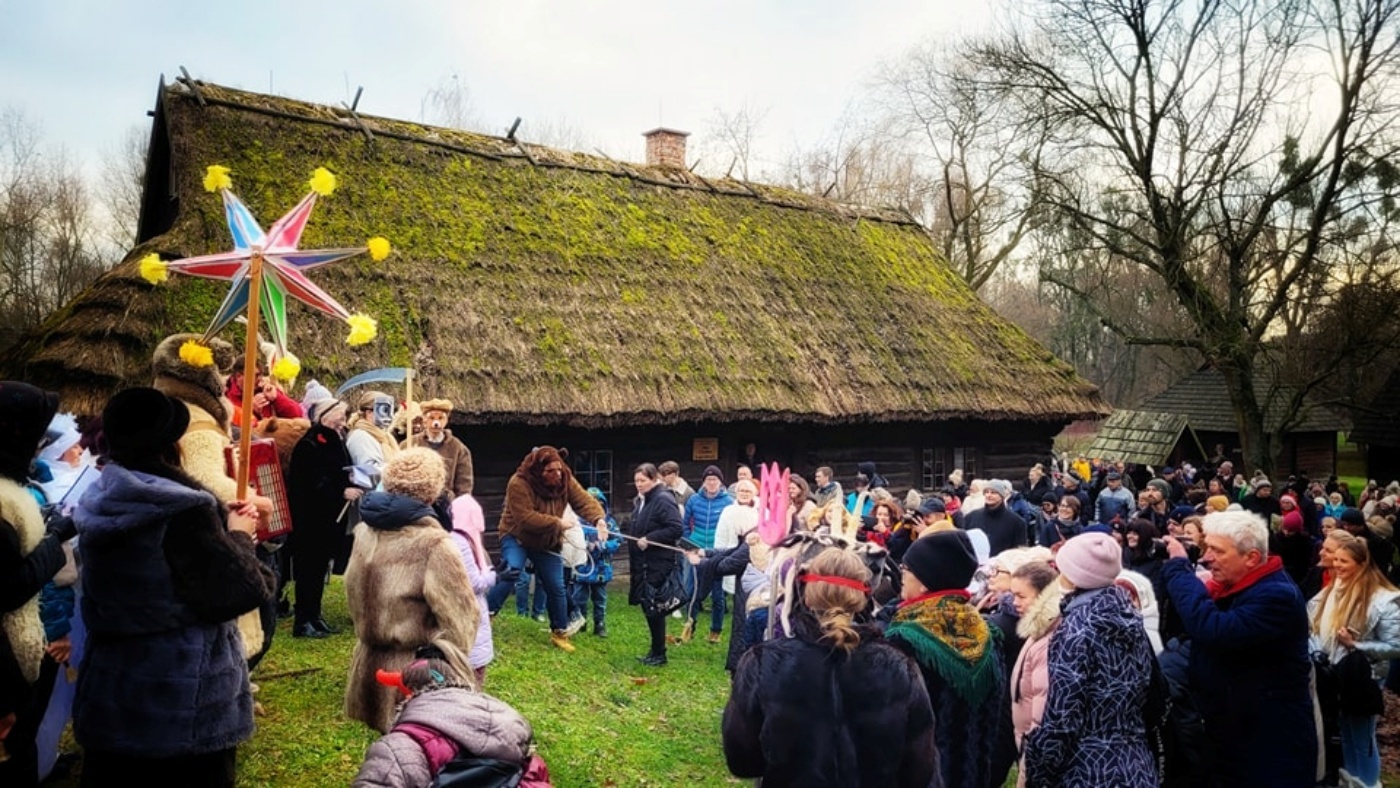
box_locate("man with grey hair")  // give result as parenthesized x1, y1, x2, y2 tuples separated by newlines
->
(1162, 511, 1315, 787)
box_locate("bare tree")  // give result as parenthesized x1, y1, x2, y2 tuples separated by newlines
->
(877, 40, 1050, 290)
(0, 108, 108, 349)
(97, 123, 148, 255)
(969, 0, 1400, 475)
(420, 73, 484, 132)
(698, 102, 770, 181)
(779, 108, 930, 216)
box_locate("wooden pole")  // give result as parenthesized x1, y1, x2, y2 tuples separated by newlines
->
(235, 251, 265, 502)
(404, 367, 415, 448)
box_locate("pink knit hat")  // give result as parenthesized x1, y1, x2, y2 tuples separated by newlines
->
(1056, 532, 1122, 590)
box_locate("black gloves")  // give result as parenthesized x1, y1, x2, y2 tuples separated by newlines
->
(45, 514, 77, 543)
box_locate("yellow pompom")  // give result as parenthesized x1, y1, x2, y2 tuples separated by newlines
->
(203, 165, 232, 193)
(308, 167, 337, 197)
(367, 236, 391, 261)
(346, 314, 378, 346)
(272, 356, 301, 381)
(139, 254, 168, 284)
(179, 340, 214, 368)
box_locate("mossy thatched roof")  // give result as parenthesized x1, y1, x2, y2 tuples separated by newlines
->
(0, 79, 1106, 426)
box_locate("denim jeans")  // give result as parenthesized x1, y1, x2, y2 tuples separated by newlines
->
(687, 574, 726, 633)
(1340, 710, 1380, 787)
(573, 582, 607, 625)
(485, 535, 568, 630)
(512, 568, 546, 617)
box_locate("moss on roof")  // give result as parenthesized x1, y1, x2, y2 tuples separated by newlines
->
(1, 80, 1106, 425)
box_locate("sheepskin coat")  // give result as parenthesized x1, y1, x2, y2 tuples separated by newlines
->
(352, 688, 532, 787)
(344, 492, 480, 733)
(0, 477, 56, 685)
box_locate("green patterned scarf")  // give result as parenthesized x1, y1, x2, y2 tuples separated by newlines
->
(887, 592, 1000, 705)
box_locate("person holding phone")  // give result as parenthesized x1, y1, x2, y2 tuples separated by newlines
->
(1308, 532, 1400, 787)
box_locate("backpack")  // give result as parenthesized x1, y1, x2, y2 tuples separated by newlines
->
(432, 756, 524, 788)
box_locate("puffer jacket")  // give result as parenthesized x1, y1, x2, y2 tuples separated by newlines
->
(1010, 581, 1063, 752)
(1308, 586, 1400, 681)
(352, 687, 533, 787)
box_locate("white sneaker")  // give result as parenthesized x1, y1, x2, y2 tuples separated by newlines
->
(563, 613, 586, 637)
(671, 610, 682, 619)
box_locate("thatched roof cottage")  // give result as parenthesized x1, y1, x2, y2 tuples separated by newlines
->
(1, 78, 1107, 529)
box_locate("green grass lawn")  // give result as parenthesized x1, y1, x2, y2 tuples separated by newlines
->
(56, 578, 742, 786)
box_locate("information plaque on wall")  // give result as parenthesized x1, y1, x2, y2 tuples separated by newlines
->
(692, 438, 719, 461)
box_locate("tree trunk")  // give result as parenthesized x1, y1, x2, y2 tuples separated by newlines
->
(1218, 359, 1274, 480)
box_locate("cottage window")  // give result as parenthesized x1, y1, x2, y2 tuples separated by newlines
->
(922, 447, 977, 490)
(570, 449, 613, 503)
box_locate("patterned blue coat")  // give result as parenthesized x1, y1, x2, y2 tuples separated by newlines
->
(1023, 585, 1157, 787)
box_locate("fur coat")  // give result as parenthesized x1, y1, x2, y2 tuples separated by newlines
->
(0, 478, 53, 684)
(163, 395, 265, 658)
(497, 448, 604, 552)
(723, 615, 937, 787)
(344, 492, 480, 733)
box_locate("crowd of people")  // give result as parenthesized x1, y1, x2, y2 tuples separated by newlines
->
(5, 333, 1400, 787)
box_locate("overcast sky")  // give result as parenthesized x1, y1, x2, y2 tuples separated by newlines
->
(1, 1, 997, 182)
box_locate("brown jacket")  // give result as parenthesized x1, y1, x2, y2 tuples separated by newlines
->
(403, 434, 474, 497)
(344, 513, 479, 733)
(497, 475, 604, 552)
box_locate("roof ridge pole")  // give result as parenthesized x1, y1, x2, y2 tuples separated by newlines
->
(234, 250, 265, 501)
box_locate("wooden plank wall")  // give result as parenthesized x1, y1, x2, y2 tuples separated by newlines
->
(448, 418, 1063, 579)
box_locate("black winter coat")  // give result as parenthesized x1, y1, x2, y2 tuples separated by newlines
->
(629, 484, 682, 588)
(288, 424, 354, 547)
(962, 504, 1026, 556)
(723, 615, 938, 787)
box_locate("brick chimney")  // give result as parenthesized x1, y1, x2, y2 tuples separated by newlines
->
(642, 127, 689, 168)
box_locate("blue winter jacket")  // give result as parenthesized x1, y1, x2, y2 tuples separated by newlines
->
(1162, 557, 1316, 787)
(684, 488, 733, 549)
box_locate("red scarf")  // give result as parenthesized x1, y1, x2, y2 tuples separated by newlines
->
(898, 589, 971, 609)
(1206, 555, 1284, 600)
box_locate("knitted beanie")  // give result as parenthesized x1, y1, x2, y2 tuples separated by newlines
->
(383, 447, 447, 503)
(902, 530, 979, 592)
(1206, 495, 1230, 513)
(301, 380, 340, 425)
(984, 479, 1013, 499)
(1056, 532, 1122, 590)
(702, 465, 724, 484)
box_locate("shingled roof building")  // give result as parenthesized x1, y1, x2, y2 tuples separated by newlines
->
(1, 78, 1106, 530)
(1099, 368, 1350, 477)
(1350, 366, 1400, 484)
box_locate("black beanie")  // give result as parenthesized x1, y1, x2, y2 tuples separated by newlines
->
(0, 381, 60, 482)
(703, 465, 724, 484)
(103, 387, 190, 458)
(902, 530, 979, 592)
